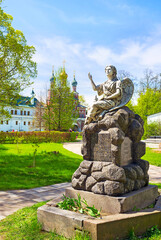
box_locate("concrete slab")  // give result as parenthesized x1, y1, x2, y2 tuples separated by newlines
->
(37, 205, 90, 239)
(83, 209, 161, 240)
(37, 198, 161, 240)
(66, 185, 159, 214)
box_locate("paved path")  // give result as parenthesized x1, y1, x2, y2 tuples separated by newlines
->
(0, 182, 71, 221)
(0, 141, 161, 221)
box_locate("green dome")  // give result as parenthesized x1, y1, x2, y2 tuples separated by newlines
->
(50, 73, 55, 82)
(72, 75, 77, 87)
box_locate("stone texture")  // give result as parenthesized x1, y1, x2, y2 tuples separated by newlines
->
(123, 166, 137, 180)
(132, 165, 144, 179)
(91, 182, 104, 194)
(91, 162, 103, 172)
(91, 131, 111, 162)
(83, 209, 161, 240)
(137, 159, 149, 174)
(72, 168, 81, 179)
(72, 178, 80, 189)
(38, 194, 161, 240)
(80, 160, 92, 169)
(72, 107, 149, 196)
(91, 171, 107, 182)
(128, 119, 144, 143)
(121, 137, 133, 166)
(85, 176, 97, 191)
(78, 175, 87, 189)
(124, 178, 135, 193)
(79, 167, 90, 175)
(102, 164, 126, 183)
(66, 185, 159, 214)
(37, 205, 89, 239)
(133, 142, 146, 161)
(104, 180, 124, 196)
(72, 160, 149, 196)
(81, 107, 145, 164)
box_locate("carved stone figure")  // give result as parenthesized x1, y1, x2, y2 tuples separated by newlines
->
(85, 65, 134, 124)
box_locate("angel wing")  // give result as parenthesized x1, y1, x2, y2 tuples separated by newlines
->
(97, 78, 134, 120)
(109, 77, 134, 112)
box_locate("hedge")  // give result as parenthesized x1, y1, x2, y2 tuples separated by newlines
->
(0, 131, 78, 144)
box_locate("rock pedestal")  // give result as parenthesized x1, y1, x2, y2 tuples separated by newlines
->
(72, 107, 150, 196)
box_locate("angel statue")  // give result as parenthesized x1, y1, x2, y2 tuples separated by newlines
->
(85, 65, 134, 124)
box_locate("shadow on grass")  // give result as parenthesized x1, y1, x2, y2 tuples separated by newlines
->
(0, 144, 9, 151)
(0, 151, 82, 190)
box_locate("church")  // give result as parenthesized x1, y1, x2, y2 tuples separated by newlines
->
(48, 68, 87, 132)
(0, 68, 87, 132)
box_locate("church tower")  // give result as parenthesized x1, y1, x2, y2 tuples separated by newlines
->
(72, 73, 79, 100)
(31, 89, 35, 105)
(47, 66, 55, 104)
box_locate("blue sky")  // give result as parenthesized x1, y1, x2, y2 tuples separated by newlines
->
(2, 0, 161, 105)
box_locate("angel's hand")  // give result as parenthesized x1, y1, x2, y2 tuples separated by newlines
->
(88, 72, 92, 81)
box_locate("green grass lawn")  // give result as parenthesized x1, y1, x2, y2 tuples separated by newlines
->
(0, 202, 91, 240)
(0, 143, 161, 191)
(142, 147, 161, 166)
(0, 143, 83, 190)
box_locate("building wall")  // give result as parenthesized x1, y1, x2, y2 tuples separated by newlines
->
(147, 112, 161, 124)
(0, 106, 36, 132)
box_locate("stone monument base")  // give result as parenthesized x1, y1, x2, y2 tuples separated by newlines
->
(66, 185, 159, 214)
(37, 187, 161, 240)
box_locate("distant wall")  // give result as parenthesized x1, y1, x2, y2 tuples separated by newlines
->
(147, 112, 161, 124)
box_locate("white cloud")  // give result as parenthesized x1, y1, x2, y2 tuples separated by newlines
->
(28, 29, 161, 105)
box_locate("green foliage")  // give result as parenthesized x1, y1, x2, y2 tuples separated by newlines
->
(126, 89, 161, 138)
(43, 67, 78, 131)
(149, 182, 161, 189)
(0, 142, 83, 190)
(0, 201, 91, 240)
(135, 89, 161, 123)
(141, 147, 161, 166)
(0, 131, 77, 144)
(32, 143, 39, 167)
(145, 121, 161, 138)
(0, 0, 37, 117)
(57, 194, 101, 218)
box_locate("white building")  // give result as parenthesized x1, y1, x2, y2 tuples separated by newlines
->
(147, 112, 161, 124)
(0, 90, 41, 132)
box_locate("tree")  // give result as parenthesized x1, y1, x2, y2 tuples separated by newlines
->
(43, 67, 78, 131)
(33, 96, 45, 131)
(0, 0, 37, 117)
(79, 95, 89, 107)
(138, 68, 160, 94)
(135, 88, 161, 123)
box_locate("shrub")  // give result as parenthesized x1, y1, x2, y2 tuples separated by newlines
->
(144, 121, 161, 139)
(0, 131, 77, 144)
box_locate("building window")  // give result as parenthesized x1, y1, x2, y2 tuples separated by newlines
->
(1, 120, 3, 125)
(28, 122, 30, 125)
(24, 111, 26, 116)
(15, 110, 17, 115)
(11, 110, 14, 115)
(28, 111, 30, 116)
(6, 120, 8, 125)
(24, 121, 26, 125)
(21, 110, 23, 115)
(16, 121, 18, 125)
